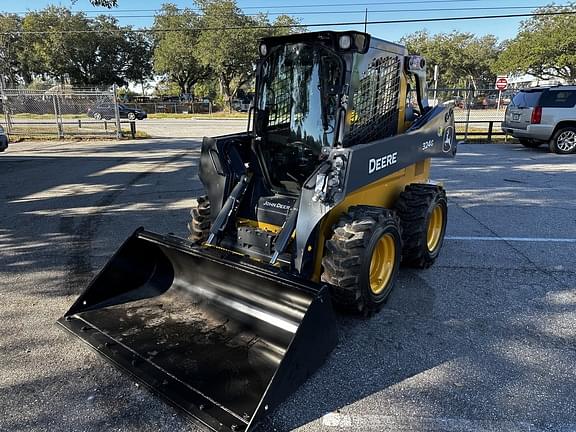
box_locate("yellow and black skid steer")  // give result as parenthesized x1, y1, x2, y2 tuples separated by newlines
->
(59, 31, 456, 432)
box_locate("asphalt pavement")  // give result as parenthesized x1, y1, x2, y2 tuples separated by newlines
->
(1, 137, 575, 432)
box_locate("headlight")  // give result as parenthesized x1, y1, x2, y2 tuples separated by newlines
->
(259, 43, 268, 56)
(339, 35, 352, 50)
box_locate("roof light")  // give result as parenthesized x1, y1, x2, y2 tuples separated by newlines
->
(259, 43, 268, 56)
(339, 35, 352, 50)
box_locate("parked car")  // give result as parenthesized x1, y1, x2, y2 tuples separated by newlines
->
(0, 125, 8, 152)
(502, 86, 576, 154)
(87, 103, 147, 121)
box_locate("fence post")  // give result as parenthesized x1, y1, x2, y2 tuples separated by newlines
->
(0, 75, 12, 135)
(488, 121, 494, 142)
(463, 85, 473, 142)
(52, 93, 63, 139)
(112, 84, 122, 139)
(130, 121, 136, 139)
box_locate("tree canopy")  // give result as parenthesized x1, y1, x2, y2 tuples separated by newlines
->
(15, 7, 152, 87)
(494, 4, 576, 83)
(195, 0, 301, 110)
(0, 14, 24, 86)
(401, 30, 500, 89)
(88, 0, 118, 7)
(153, 4, 211, 95)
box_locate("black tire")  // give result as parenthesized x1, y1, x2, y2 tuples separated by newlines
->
(187, 195, 211, 243)
(395, 184, 448, 268)
(549, 127, 576, 154)
(321, 206, 402, 315)
(519, 138, 542, 148)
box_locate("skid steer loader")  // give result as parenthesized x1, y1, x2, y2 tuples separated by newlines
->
(59, 31, 456, 432)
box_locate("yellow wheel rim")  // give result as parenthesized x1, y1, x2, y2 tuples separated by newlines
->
(369, 233, 396, 295)
(427, 204, 444, 252)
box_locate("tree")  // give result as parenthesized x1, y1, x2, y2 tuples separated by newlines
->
(494, 3, 576, 83)
(20, 7, 89, 83)
(401, 30, 500, 89)
(0, 14, 24, 85)
(124, 32, 154, 95)
(153, 4, 211, 96)
(20, 7, 152, 87)
(195, 0, 301, 111)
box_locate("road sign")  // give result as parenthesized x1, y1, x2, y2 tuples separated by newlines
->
(495, 76, 508, 91)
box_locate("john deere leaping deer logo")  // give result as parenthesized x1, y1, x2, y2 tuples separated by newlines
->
(443, 126, 454, 153)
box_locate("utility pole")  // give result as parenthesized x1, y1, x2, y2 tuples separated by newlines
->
(364, 9, 368, 33)
(113, 83, 122, 139)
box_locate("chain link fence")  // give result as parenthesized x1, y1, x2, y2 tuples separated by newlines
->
(123, 101, 213, 115)
(428, 87, 511, 141)
(0, 83, 515, 142)
(0, 85, 122, 139)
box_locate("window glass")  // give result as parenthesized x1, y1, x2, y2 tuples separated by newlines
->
(510, 91, 542, 108)
(540, 90, 576, 108)
(257, 43, 342, 193)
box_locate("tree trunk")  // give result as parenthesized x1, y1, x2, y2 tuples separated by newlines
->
(220, 76, 232, 113)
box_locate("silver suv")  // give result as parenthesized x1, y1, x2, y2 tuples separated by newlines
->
(502, 86, 576, 154)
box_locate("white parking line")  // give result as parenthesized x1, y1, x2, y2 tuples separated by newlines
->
(321, 412, 549, 431)
(445, 236, 576, 243)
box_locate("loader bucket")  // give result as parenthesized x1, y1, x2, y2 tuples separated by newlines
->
(58, 229, 337, 432)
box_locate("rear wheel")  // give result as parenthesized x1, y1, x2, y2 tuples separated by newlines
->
(519, 138, 542, 148)
(321, 206, 402, 315)
(187, 195, 211, 243)
(395, 184, 447, 268)
(127, 112, 136, 121)
(93, 112, 102, 120)
(549, 127, 576, 154)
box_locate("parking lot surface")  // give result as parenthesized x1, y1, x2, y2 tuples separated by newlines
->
(1, 137, 575, 432)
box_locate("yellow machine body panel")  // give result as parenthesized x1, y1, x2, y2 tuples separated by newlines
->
(310, 159, 431, 282)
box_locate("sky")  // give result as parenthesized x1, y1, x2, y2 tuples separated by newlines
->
(1, 0, 572, 43)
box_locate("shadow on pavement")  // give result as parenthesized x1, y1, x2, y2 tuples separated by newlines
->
(0, 142, 575, 431)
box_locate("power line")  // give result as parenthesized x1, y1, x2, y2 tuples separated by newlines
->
(50, 5, 573, 19)
(1, 10, 574, 35)
(5, 0, 515, 14)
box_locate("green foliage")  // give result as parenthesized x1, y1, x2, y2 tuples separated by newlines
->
(154, 79, 181, 97)
(194, 78, 220, 101)
(88, 0, 118, 7)
(17, 7, 152, 87)
(401, 30, 500, 89)
(153, 4, 211, 95)
(494, 3, 576, 82)
(124, 31, 154, 86)
(195, 0, 301, 110)
(0, 14, 24, 85)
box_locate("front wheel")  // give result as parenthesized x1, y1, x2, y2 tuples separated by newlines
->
(321, 206, 402, 315)
(93, 112, 102, 120)
(127, 112, 136, 121)
(395, 184, 448, 268)
(549, 127, 576, 154)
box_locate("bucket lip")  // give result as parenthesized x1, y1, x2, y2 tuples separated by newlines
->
(56, 314, 250, 432)
(137, 229, 325, 297)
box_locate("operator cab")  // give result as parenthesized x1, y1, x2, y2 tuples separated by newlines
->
(253, 32, 372, 196)
(254, 42, 344, 194)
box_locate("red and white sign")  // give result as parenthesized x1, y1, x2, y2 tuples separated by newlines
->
(495, 76, 508, 91)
